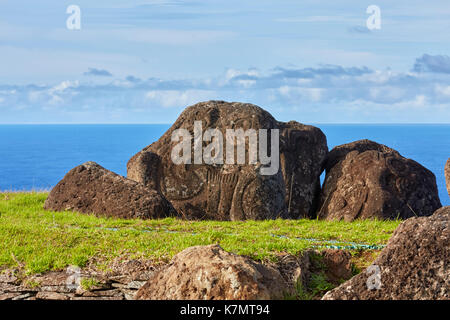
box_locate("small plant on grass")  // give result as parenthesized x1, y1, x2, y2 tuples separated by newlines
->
(80, 278, 100, 291)
(24, 279, 41, 289)
(308, 272, 335, 297)
(285, 280, 314, 300)
(351, 263, 361, 277)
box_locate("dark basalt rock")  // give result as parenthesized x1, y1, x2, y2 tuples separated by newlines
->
(322, 206, 450, 300)
(44, 161, 175, 219)
(318, 139, 441, 221)
(127, 100, 328, 220)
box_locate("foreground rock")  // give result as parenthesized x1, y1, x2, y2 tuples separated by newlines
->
(318, 140, 441, 221)
(446, 158, 450, 198)
(44, 162, 175, 219)
(135, 245, 290, 300)
(321, 250, 353, 284)
(0, 259, 156, 300)
(323, 206, 450, 300)
(1, 250, 354, 300)
(128, 101, 327, 220)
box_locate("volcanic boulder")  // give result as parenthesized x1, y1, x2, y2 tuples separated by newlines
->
(127, 101, 327, 220)
(44, 162, 175, 219)
(318, 140, 441, 221)
(135, 244, 290, 300)
(322, 206, 450, 300)
(445, 158, 450, 199)
(321, 249, 353, 284)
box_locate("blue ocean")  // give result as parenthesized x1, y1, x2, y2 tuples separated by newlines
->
(0, 124, 449, 206)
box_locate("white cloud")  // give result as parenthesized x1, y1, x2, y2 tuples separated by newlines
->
(1, 54, 450, 123)
(435, 85, 450, 96)
(50, 80, 79, 93)
(277, 86, 323, 102)
(145, 89, 216, 108)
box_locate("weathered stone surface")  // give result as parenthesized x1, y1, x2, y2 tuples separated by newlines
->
(81, 289, 123, 298)
(322, 206, 450, 300)
(0, 261, 156, 300)
(128, 101, 327, 220)
(445, 158, 450, 199)
(0, 250, 358, 300)
(0, 271, 17, 284)
(279, 121, 328, 218)
(0, 292, 22, 300)
(12, 293, 33, 300)
(273, 252, 312, 290)
(318, 139, 441, 221)
(44, 161, 175, 219)
(71, 296, 124, 300)
(36, 292, 70, 300)
(321, 249, 352, 283)
(103, 259, 157, 282)
(135, 244, 291, 300)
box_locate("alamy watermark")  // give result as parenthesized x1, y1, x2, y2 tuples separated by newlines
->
(64, 5, 380, 32)
(66, 5, 81, 30)
(366, 264, 382, 290)
(366, 5, 381, 30)
(66, 265, 81, 291)
(171, 122, 280, 175)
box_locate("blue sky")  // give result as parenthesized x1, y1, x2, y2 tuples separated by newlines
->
(1, 0, 450, 123)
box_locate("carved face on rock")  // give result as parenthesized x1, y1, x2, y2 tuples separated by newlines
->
(128, 102, 287, 220)
(127, 101, 328, 220)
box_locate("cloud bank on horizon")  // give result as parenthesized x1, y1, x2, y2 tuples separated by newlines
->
(0, 0, 450, 123)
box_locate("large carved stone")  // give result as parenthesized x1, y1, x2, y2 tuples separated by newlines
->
(44, 162, 176, 219)
(322, 206, 450, 300)
(128, 101, 327, 220)
(445, 158, 450, 199)
(135, 245, 291, 300)
(318, 140, 441, 221)
(279, 121, 328, 218)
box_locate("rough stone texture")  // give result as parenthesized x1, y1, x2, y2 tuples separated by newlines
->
(273, 251, 312, 290)
(445, 158, 450, 199)
(318, 139, 442, 221)
(36, 292, 70, 300)
(279, 121, 328, 218)
(44, 161, 175, 219)
(128, 101, 327, 220)
(322, 206, 450, 300)
(135, 245, 291, 300)
(0, 259, 156, 300)
(321, 249, 353, 283)
(0, 250, 358, 300)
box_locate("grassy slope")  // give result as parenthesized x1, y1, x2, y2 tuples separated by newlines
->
(0, 193, 400, 275)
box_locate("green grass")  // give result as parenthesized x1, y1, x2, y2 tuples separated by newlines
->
(80, 278, 101, 291)
(285, 253, 337, 300)
(0, 192, 401, 275)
